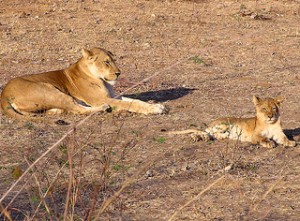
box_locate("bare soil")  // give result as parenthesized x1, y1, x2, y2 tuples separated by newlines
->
(1, 0, 300, 220)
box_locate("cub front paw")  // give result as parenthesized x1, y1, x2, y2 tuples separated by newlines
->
(261, 140, 275, 148)
(284, 140, 297, 147)
(191, 132, 210, 142)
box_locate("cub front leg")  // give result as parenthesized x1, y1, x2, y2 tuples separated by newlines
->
(252, 135, 274, 148)
(273, 132, 297, 147)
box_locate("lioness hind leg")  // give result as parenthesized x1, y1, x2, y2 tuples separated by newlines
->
(8, 82, 109, 116)
(46, 108, 64, 115)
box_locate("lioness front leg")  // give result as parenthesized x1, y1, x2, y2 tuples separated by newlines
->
(105, 97, 167, 115)
(46, 104, 110, 115)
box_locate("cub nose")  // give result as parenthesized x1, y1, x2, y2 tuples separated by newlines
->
(115, 72, 121, 77)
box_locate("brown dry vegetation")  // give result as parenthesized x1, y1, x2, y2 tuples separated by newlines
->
(1, 0, 300, 220)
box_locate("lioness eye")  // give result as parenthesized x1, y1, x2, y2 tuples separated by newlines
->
(261, 108, 267, 112)
(104, 61, 110, 65)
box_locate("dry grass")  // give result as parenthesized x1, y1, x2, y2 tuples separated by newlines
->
(1, 0, 300, 220)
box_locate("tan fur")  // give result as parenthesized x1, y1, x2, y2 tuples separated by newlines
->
(168, 96, 296, 148)
(0, 47, 167, 120)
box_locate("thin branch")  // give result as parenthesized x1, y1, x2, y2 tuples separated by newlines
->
(168, 175, 225, 221)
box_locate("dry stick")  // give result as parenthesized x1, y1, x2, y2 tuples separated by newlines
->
(168, 175, 225, 221)
(168, 163, 233, 221)
(252, 176, 284, 211)
(248, 166, 287, 220)
(70, 130, 79, 221)
(0, 174, 33, 218)
(93, 158, 159, 220)
(0, 29, 261, 206)
(0, 117, 94, 205)
(0, 131, 71, 205)
(0, 204, 12, 221)
(63, 130, 75, 221)
(24, 158, 52, 220)
(30, 142, 90, 220)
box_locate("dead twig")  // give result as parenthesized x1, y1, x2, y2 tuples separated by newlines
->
(93, 158, 159, 219)
(167, 163, 233, 221)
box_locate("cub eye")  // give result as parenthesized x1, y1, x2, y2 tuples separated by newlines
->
(261, 108, 267, 112)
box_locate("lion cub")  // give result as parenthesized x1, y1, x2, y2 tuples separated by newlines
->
(169, 96, 296, 148)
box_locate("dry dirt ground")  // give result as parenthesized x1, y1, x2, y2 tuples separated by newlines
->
(1, 0, 300, 220)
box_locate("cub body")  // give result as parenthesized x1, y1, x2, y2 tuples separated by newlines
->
(169, 96, 296, 148)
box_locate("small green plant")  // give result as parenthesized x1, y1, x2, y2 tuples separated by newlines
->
(58, 158, 69, 167)
(240, 4, 247, 11)
(113, 164, 122, 171)
(58, 144, 68, 154)
(30, 195, 39, 204)
(112, 164, 130, 171)
(130, 129, 139, 136)
(153, 136, 166, 144)
(12, 166, 23, 180)
(190, 56, 203, 64)
(24, 122, 35, 130)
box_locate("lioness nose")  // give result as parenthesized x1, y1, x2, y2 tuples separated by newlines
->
(115, 72, 121, 77)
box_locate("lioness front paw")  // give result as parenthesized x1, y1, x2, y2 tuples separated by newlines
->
(148, 104, 168, 115)
(100, 103, 112, 112)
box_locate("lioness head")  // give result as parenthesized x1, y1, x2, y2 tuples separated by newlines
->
(253, 95, 283, 124)
(81, 47, 121, 85)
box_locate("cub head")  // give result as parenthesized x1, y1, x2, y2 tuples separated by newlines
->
(81, 48, 121, 85)
(253, 95, 283, 124)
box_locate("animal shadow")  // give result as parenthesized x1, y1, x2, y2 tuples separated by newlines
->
(125, 87, 196, 102)
(284, 128, 300, 141)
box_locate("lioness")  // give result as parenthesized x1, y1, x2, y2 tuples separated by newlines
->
(1, 48, 167, 119)
(169, 96, 296, 148)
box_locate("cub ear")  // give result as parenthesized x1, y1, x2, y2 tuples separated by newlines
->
(275, 95, 284, 106)
(81, 49, 92, 58)
(252, 95, 260, 105)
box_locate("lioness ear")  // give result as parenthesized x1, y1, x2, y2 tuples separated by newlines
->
(107, 50, 115, 57)
(81, 49, 92, 58)
(82, 49, 98, 61)
(275, 95, 284, 106)
(99, 48, 115, 58)
(253, 95, 260, 105)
